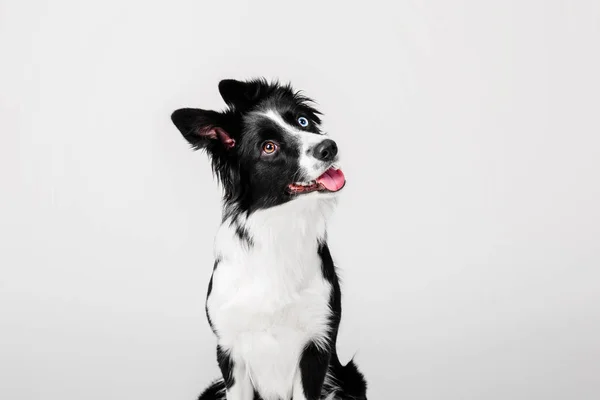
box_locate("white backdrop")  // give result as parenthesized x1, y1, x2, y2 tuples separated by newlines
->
(1, 1, 599, 399)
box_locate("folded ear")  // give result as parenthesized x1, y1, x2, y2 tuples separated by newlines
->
(218, 79, 262, 111)
(171, 108, 235, 150)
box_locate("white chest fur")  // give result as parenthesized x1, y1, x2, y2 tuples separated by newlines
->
(206, 196, 336, 400)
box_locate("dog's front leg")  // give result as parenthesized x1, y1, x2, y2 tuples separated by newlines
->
(292, 341, 331, 400)
(217, 346, 253, 400)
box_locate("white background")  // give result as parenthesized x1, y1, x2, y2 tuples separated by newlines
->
(1, 1, 599, 399)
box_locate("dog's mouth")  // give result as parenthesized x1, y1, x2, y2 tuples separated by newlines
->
(287, 166, 346, 195)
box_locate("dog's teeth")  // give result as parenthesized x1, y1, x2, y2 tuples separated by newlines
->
(293, 181, 318, 187)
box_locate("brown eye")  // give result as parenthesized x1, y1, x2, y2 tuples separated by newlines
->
(262, 141, 277, 154)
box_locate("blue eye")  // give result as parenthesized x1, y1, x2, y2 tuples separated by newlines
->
(297, 117, 309, 127)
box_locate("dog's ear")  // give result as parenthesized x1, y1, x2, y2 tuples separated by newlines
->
(218, 79, 262, 111)
(171, 108, 236, 151)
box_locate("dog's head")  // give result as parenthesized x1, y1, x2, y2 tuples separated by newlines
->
(171, 79, 345, 214)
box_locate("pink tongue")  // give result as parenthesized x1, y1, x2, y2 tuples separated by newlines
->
(316, 168, 346, 191)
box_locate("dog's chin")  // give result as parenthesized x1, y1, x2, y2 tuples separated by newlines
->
(285, 166, 346, 198)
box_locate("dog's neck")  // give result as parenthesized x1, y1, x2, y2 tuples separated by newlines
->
(213, 196, 337, 295)
(223, 196, 337, 251)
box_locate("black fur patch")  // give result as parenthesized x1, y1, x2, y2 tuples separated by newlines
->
(330, 358, 368, 400)
(216, 345, 234, 389)
(205, 259, 220, 334)
(234, 223, 254, 248)
(299, 341, 331, 400)
(197, 379, 225, 400)
(197, 380, 267, 400)
(318, 242, 342, 343)
(318, 242, 368, 399)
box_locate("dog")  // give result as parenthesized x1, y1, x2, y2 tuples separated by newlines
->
(171, 79, 367, 400)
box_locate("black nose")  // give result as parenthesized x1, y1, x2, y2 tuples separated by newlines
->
(313, 139, 338, 162)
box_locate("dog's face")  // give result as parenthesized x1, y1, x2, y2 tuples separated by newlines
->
(171, 79, 345, 214)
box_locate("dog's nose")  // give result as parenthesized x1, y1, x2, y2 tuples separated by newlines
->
(313, 139, 338, 162)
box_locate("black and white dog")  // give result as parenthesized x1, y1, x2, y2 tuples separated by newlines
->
(171, 79, 367, 400)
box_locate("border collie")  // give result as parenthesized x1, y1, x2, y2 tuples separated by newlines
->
(171, 79, 367, 400)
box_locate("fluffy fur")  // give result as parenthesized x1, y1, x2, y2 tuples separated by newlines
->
(171, 78, 367, 400)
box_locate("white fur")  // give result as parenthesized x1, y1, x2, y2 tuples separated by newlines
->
(261, 109, 328, 179)
(207, 195, 338, 400)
